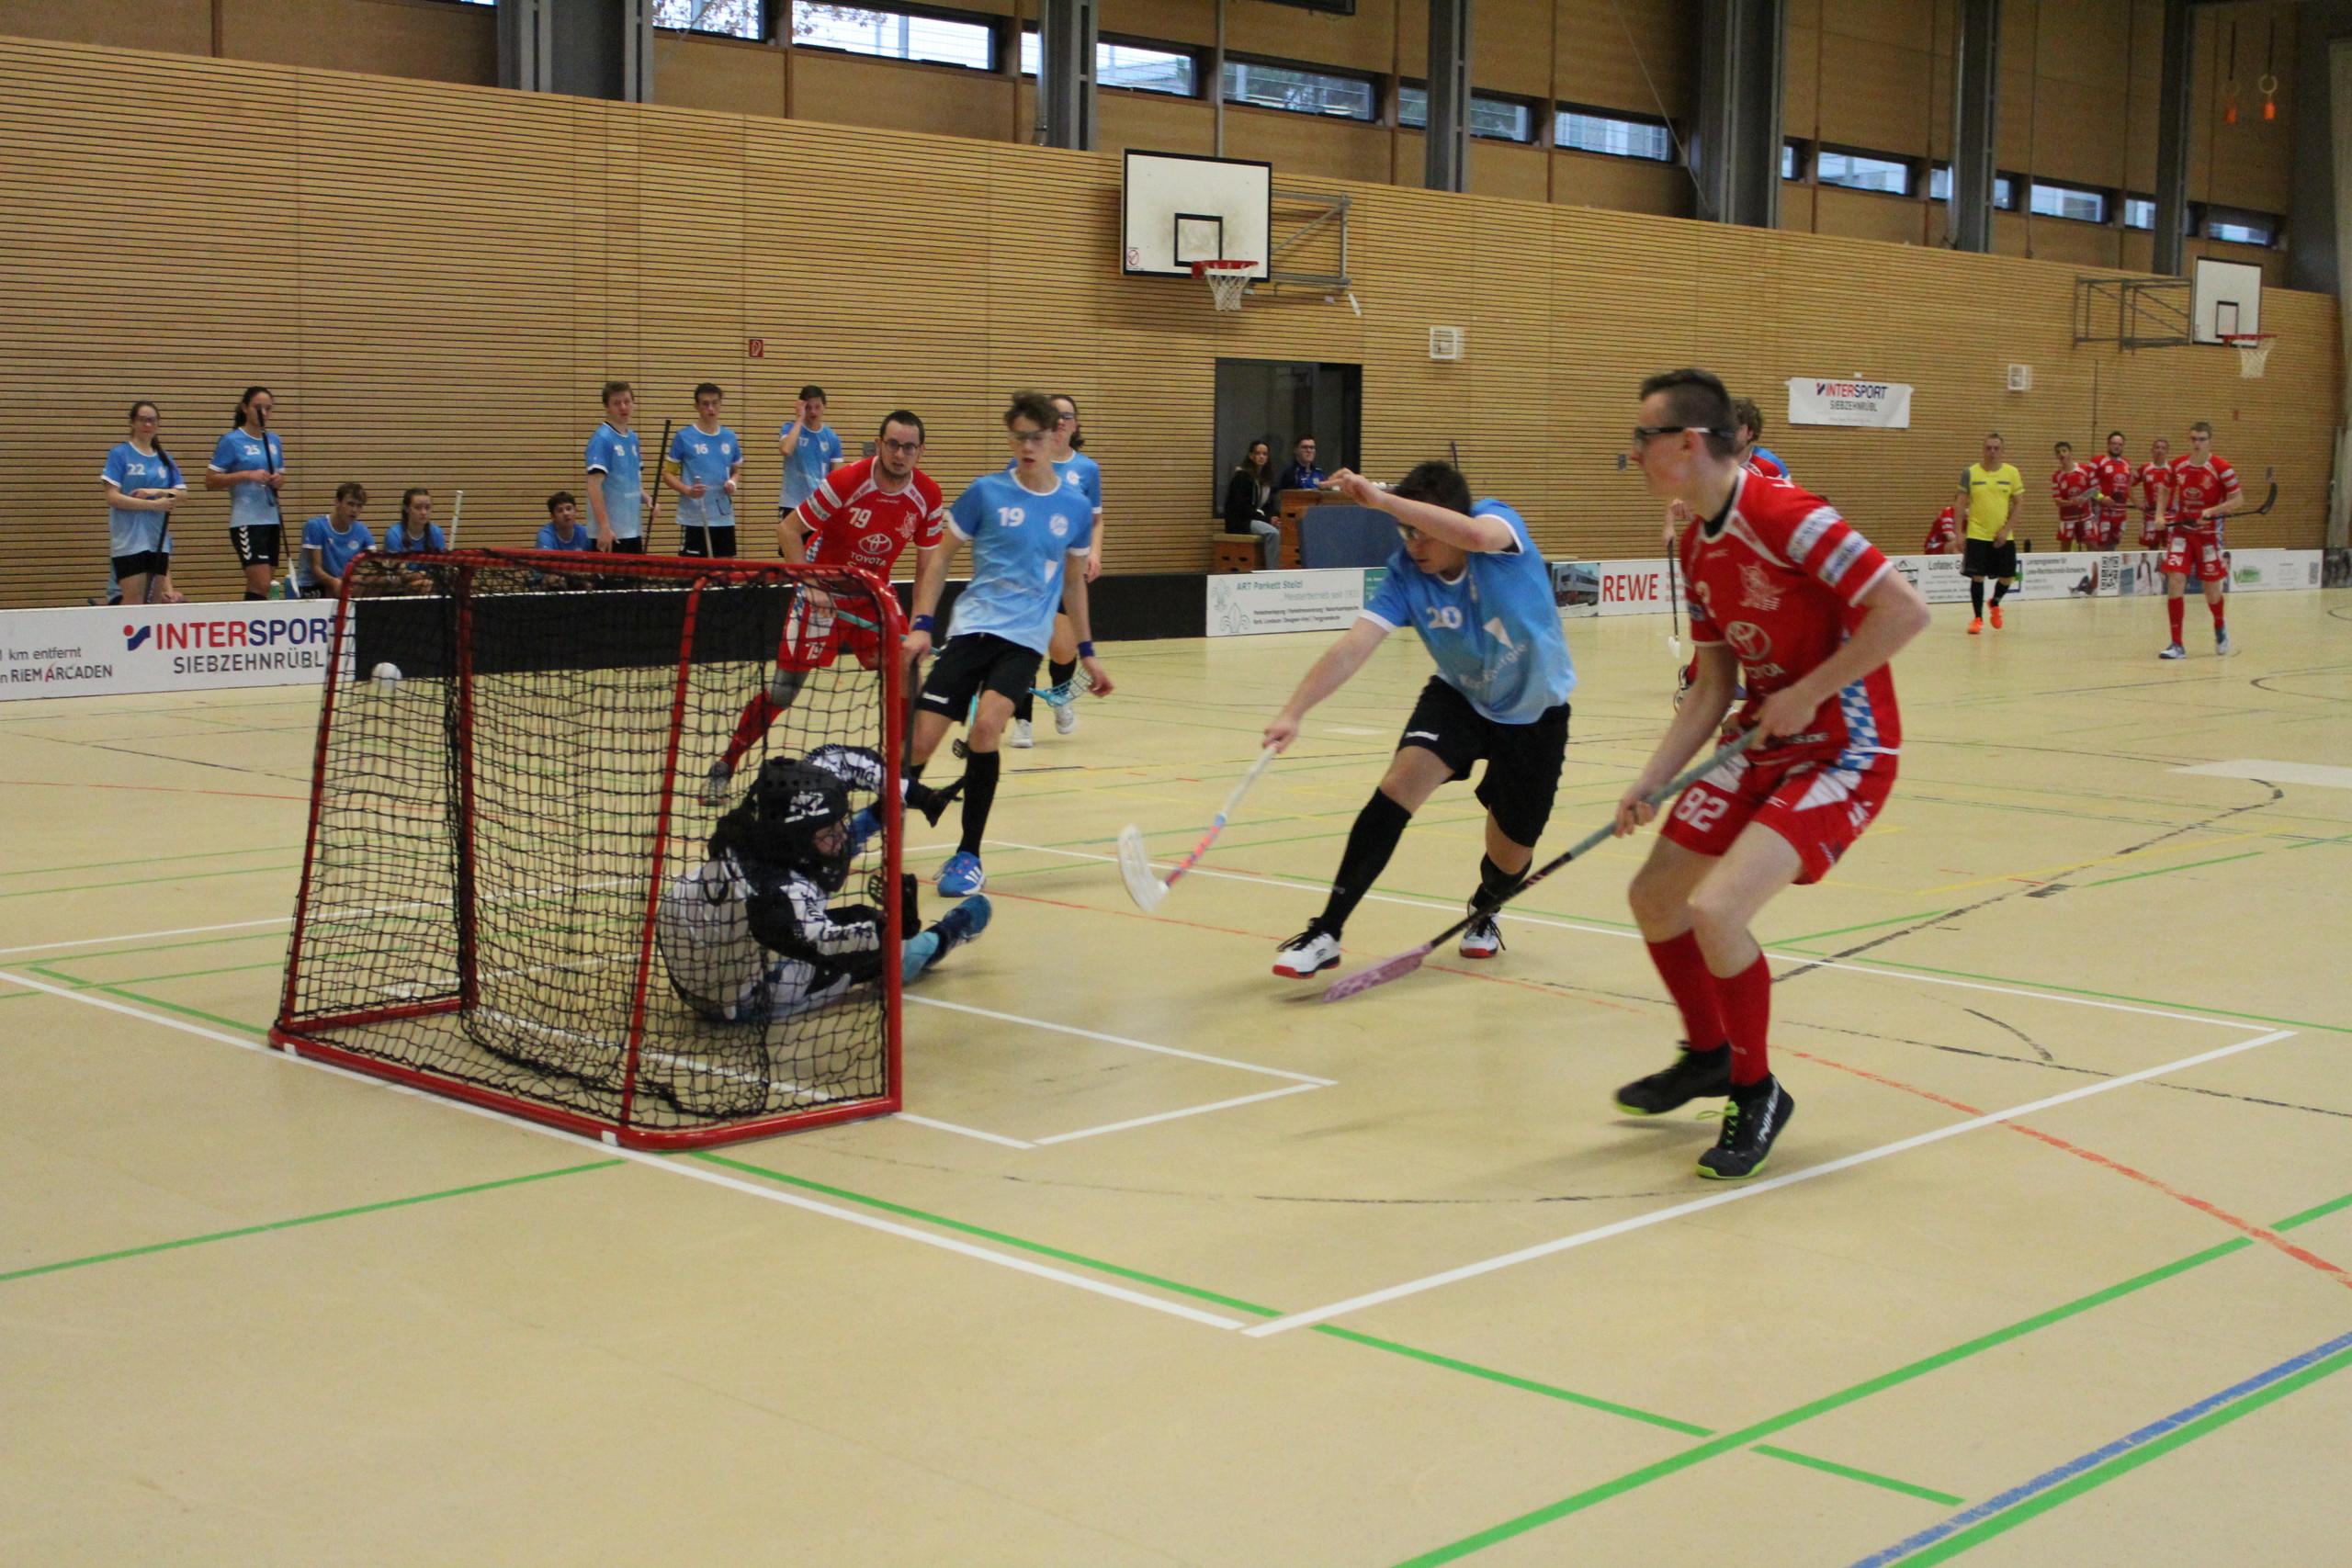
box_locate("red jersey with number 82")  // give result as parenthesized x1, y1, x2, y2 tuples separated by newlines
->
(798, 459, 947, 577)
(1681, 473, 1901, 769)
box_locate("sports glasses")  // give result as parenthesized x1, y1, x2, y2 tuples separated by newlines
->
(1632, 425, 1734, 446)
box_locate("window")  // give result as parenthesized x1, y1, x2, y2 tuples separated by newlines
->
(1224, 59, 1375, 120)
(1261, 0, 1352, 13)
(1019, 32, 1198, 95)
(2122, 195, 2155, 230)
(792, 2, 995, 69)
(2206, 208, 2278, 247)
(1928, 165, 2017, 209)
(1815, 148, 1912, 196)
(1554, 106, 1672, 161)
(2029, 182, 2107, 224)
(656, 0, 762, 37)
(1396, 85, 1539, 141)
(1781, 141, 1804, 180)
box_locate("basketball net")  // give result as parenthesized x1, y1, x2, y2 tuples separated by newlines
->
(1193, 260, 1254, 312)
(2223, 333, 2275, 379)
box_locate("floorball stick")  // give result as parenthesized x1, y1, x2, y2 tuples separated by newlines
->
(447, 488, 464, 548)
(1666, 544, 1684, 660)
(1323, 727, 1762, 1002)
(1117, 745, 1279, 912)
(648, 418, 673, 540)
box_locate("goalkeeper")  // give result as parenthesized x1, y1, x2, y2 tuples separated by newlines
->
(659, 747, 989, 1023)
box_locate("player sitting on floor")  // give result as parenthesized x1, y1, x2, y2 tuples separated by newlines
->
(1614, 367, 1929, 1180)
(658, 749, 989, 1024)
(1263, 460, 1576, 978)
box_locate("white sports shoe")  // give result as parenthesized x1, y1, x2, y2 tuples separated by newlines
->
(1010, 718, 1034, 748)
(1273, 924, 1341, 978)
(2216, 629, 2233, 656)
(1054, 700, 1079, 735)
(1459, 910, 1503, 959)
(2158, 643, 2187, 660)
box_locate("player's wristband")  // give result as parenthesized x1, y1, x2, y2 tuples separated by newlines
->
(1077, 640, 1096, 659)
(912, 614, 934, 632)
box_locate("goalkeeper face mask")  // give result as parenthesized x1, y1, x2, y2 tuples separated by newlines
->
(721, 759, 856, 891)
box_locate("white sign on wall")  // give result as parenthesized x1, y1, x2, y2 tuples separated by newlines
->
(1786, 378, 1915, 429)
(1204, 569, 1375, 637)
(0, 600, 338, 702)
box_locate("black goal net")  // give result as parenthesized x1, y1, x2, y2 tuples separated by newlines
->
(274, 550, 906, 1147)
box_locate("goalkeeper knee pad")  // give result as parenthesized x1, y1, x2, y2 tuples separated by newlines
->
(767, 668, 807, 708)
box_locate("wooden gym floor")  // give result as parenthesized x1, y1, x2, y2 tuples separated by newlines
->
(5, 589, 2350, 1566)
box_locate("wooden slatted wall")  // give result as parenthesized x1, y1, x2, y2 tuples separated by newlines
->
(0, 33, 2337, 611)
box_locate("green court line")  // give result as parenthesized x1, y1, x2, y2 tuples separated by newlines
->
(41, 958, 282, 988)
(2082, 852, 2266, 887)
(11, 928, 290, 965)
(0, 863, 300, 900)
(1307, 1326, 1713, 1437)
(1748, 1445, 1965, 1506)
(0, 1159, 621, 1283)
(90, 985, 269, 1037)
(1774, 910, 1955, 949)
(1899, 1345, 2352, 1566)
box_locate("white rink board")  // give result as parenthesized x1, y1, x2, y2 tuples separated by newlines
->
(0, 600, 338, 701)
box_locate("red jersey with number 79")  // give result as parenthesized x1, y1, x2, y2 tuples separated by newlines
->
(797, 458, 947, 578)
(1682, 473, 1901, 769)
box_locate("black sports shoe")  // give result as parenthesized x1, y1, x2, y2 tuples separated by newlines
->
(1696, 1075, 1794, 1180)
(1613, 1044, 1732, 1116)
(905, 776, 965, 827)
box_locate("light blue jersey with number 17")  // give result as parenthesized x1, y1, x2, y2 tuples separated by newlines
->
(943, 469, 1095, 655)
(1359, 500, 1576, 725)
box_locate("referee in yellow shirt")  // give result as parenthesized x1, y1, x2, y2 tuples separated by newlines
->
(1954, 432, 2025, 634)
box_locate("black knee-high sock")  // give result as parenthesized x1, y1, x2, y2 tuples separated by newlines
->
(1317, 791, 1413, 934)
(243, 590, 266, 601)
(1970, 580, 1985, 616)
(957, 749, 1001, 856)
(1992, 578, 2012, 604)
(1475, 852, 1525, 911)
(1048, 657, 1077, 690)
(1013, 687, 1035, 722)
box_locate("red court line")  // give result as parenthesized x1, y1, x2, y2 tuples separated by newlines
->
(0, 777, 308, 802)
(1787, 1047, 2352, 1291)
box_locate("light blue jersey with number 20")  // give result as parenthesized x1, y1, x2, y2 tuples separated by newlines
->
(1359, 499, 1576, 725)
(943, 469, 1095, 655)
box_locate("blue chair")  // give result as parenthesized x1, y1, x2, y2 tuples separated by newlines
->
(1298, 506, 1397, 569)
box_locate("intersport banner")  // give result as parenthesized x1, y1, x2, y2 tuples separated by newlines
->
(0, 600, 338, 701)
(1786, 377, 1914, 429)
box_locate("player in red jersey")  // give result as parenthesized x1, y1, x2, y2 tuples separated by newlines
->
(2051, 441, 2097, 550)
(705, 410, 950, 804)
(2158, 421, 2241, 660)
(1612, 367, 1929, 1180)
(2090, 430, 2134, 552)
(1924, 505, 1959, 555)
(2135, 437, 2176, 549)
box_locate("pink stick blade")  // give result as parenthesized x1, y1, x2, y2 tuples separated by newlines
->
(1322, 943, 1434, 1001)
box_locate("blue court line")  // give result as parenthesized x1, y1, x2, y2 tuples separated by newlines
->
(1847, 1325, 2352, 1567)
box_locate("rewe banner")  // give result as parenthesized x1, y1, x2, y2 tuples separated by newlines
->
(1786, 377, 1914, 429)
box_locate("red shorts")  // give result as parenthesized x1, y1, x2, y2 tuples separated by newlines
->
(2095, 503, 2130, 550)
(775, 600, 887, 673)
(2056, 510, 2089, 544)
(2160, 526, 2227, 583)
(1660, 750, 1897, 886)
(2139, 513, 2165, 550)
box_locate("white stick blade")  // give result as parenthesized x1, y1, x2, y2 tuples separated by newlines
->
(1116, 826, 1169, 911)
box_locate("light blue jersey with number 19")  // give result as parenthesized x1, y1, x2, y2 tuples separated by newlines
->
(943, 469, 1095, 655)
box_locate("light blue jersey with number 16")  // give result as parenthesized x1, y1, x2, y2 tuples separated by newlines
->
(943, 469, 1095, 655)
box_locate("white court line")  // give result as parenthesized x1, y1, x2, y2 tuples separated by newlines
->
(897, 1113, 1036, 1149)
(0, 916, 292, 958)
(984, 839, 2267, 1032)
(1239, 1028, 2299, 1337)
(0, 966, 1242, 1332)
(907, 995, 1335, 1085)
(1031, 1082, 1325, 1145)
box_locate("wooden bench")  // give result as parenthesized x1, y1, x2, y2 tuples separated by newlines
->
(1211, 535, 1261, 574)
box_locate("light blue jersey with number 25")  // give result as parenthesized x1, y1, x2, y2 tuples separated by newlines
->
(943, 469, 1095, 655)
(1359, 499, 1576, 725)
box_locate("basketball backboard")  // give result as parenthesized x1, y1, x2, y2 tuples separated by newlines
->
(2191, 257, 2262, 344)
(1123, 152, 1270, 278)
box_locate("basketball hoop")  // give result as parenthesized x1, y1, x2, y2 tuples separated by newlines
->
(1192, 260, 1255, 312)
(2222, 333, 2275, 378)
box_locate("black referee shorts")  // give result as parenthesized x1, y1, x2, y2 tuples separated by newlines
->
(1962, 537, 2018, 579)
(1397, 676, 1570, 849)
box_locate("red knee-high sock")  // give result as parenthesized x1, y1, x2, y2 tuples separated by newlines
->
(1645, 931, 1726, 1054)
(721, 693, 782, 770)
(1714, 955, 1773, 1086)
(2167, 597, 2185, 643)
(2209, 598, 2225, 630)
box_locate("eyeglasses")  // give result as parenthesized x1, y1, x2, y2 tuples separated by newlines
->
(878, 439, 922, 456)
(1631, 425, 1733, 446)
(1009, 428, 1053, 446)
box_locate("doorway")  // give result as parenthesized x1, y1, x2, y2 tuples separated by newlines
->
(1213, 358, 1363, 507)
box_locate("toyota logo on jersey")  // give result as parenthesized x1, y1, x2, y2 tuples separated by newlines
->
(858, 533, 893, 556)
(1724, 621, 1772, 660)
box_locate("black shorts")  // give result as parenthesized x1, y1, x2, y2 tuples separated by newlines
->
(917, 633, 1042, 721)
(604, 536, 648, 555)
(1397, 676, 1570, 848)
(229, 523, 283, 568)
(110, 550, 170, 580)
(1962, 537, 2018, 579)
(679, 525, 739, 558)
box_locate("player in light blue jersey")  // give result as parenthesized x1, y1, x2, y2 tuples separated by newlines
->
(207, 386, 287, 599)
(668, 381, 743, 558)
(537, 491, 594, 550)
(777, 383, 843, 522)
(102, 400, 186, 606)
(295, 481, 376, 597)
(1262, 461, 1577, 977)
(903, 390, 1115, 896)
(1004, 392, 1101, 747)
(585, 380, 647, 552)
(383, 489, 447, 553)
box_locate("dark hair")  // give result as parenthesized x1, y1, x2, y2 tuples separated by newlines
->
(334, 480, 368, 505)
(1238, 440, 1273, 484)
(1985, 431, 2005, 443)
(2188, 420, 2213, 436)
(692, 381, 723, 401)
(2054, 441, 2072, 455)
(546, 491, 576, 513)
(1636, 368, 1739, 458)
(1731, 395, 1764, 440)
(798, 384, 827, 402)
(1393, 459, 1473, 514)
(1004, 389, 1059, 432)
(126, 400, 159, 425)
(877, 410, 925, 443)
(601, 380, 632, 407)
(2108, 429, 2126, 442)
(1051, 393, 1084, 449)
(1295, 434, 1317, 447)
(401, 487, 431, 521)
(236, 385, 274, 427)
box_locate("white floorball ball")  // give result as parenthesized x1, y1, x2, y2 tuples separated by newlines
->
(372, 662, 403, 684)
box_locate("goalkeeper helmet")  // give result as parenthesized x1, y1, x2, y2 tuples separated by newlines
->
(715, 758, 855, 891)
